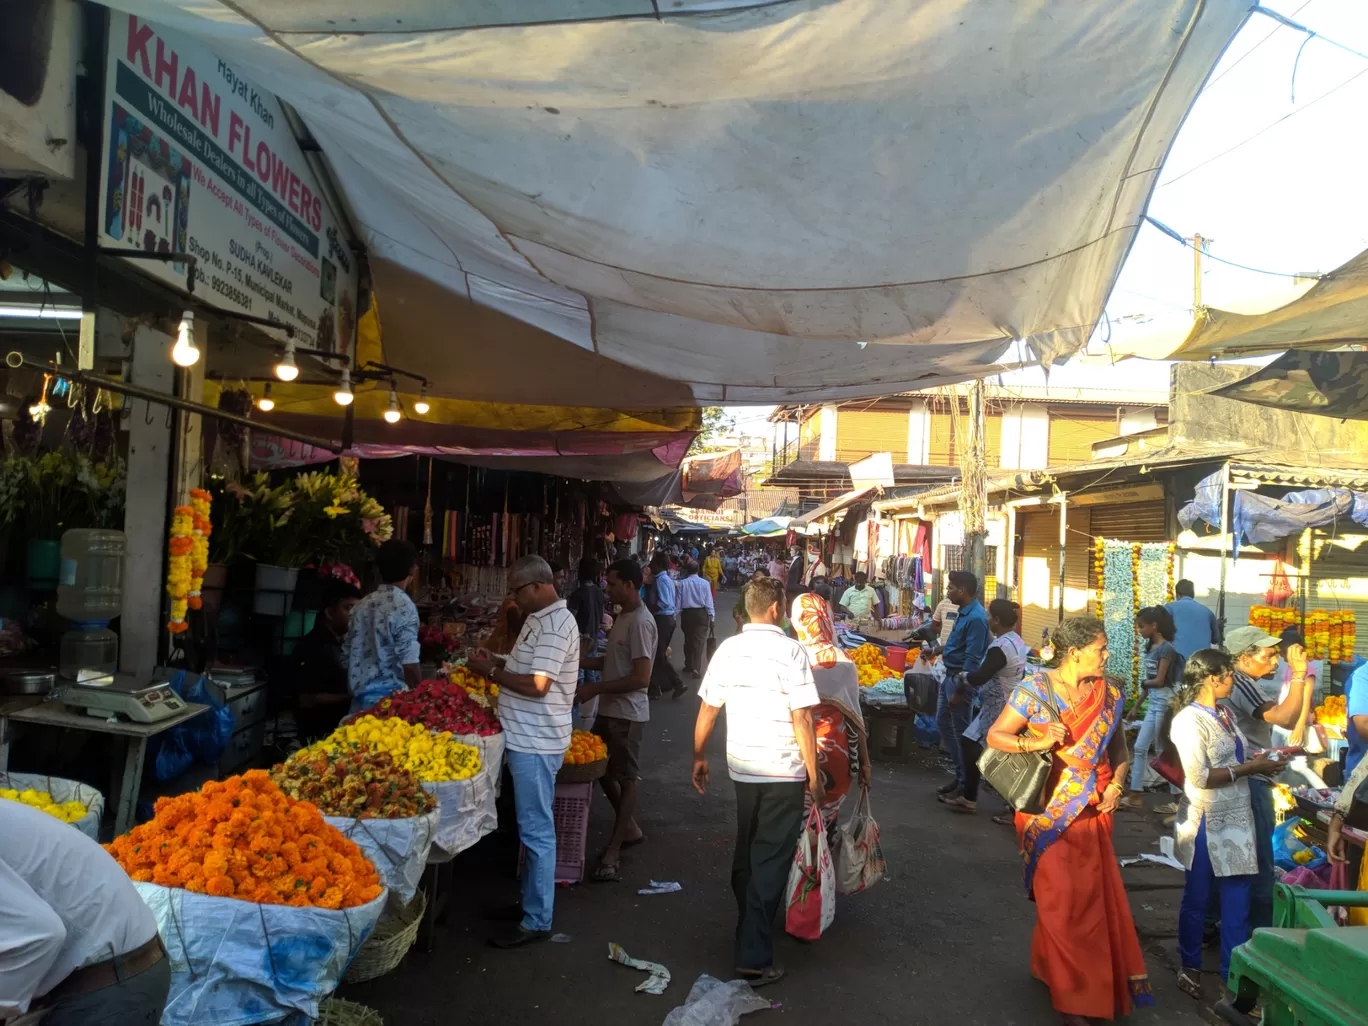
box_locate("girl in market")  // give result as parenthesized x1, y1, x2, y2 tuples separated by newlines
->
(985, 617, 1152, 1025)
(791, 590, 871, 845)
(1120, 605, 1183, 813)
(1168, 648, 1284, 998)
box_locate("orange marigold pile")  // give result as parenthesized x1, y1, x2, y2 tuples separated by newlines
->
(104, 769, 382, 909)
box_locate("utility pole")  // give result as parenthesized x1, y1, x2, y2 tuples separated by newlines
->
(959, 379, 988, 599)
(1187, 233, 1211, 310)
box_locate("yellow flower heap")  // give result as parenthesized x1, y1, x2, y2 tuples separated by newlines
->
(305, 715, 480, 782)
(166, 504, 193, 633)
(850, 643, 894, 686)
(1, 787, 88, 823)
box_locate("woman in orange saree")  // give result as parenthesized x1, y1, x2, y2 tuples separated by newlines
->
(987, 617, 1153, 1025)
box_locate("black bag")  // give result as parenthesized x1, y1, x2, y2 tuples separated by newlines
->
(905, 672, 938, 715)
(976, 683, 1064, 815)
(706, 622, 718, 661)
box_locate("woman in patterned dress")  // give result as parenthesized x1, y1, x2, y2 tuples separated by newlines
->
(1169, 648, 1283, 998)
(986, 617, 1152, 1025)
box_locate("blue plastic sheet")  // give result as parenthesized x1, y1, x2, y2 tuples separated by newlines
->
(152, 672, 236, 781)
(1179, 472, 1368, 551)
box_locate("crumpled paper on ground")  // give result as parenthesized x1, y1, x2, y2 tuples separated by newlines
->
(662, 975, 772, 1026)
(608, 942, 672, 995)
(639, 880, 682, 895)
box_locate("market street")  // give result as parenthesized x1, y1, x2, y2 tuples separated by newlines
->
(342, 595, 1209, 1026)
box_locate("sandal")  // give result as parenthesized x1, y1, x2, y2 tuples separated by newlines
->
(1176, 968, 1202, 1000)
(992, 811, 1016, 826)
(591, 861, 622, 883)
(943, 796, 977, 814)
(736, 967, 785, 988)
(1117, 795, 1145, 810)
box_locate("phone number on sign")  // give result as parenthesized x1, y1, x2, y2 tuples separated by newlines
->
(210, 275, 253, 311)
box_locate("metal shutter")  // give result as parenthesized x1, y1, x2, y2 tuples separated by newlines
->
(1308, 529, 1368, 660)
(1064, 506, 1093, 620)
(1018, 510, 1058, 647)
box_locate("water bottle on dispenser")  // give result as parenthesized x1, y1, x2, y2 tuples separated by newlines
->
(57, 528, 125, 684)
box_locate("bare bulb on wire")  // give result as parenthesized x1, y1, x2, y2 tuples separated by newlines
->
(258, 382, 275, 412)
(384, 390, 402, 424)
(274, 341, 299, 382)
(171, 310, 200, 367)
(333, 368, 354, 406)
(414, 385, 430, 416)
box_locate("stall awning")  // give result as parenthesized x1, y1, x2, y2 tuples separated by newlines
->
(1210, 351, 1368, 421)
(791, 487, 875, 528)
(105, 0, 1247, 404)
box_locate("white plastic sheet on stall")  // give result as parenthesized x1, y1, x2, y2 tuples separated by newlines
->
(424, 731, 505, 860)
(324, 807, 439, 910)
(133, 882, 386, 1026)
(0, 772, 104, 840)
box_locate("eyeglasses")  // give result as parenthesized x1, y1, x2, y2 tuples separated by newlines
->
(511, 581, 538, 594)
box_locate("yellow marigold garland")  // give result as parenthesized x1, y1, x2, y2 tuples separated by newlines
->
(188, 488, 212, 611)
(166, 505, 193, 634)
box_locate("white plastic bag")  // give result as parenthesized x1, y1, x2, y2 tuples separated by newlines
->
(425, 731, 504, 859)
(0, 771, 104, 840)
(134, 883, 386, 1026)
(324, 807, 439, 910)
(784, 806, 835, 940)
(661, 974, 771, 1026)
(836, 786, 887, 895)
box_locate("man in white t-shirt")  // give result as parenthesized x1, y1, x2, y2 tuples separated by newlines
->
(693, 575, 821, 986)
(469, 555, 581, 948)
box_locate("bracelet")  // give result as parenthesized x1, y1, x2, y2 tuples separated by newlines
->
(1016, 735, 1027, 753)
(1229, 767, 1237, 785)
(1104, 781, 1123, 794)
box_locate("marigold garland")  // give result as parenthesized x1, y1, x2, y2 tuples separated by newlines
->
(103, 770, 383, 908)
(188, 487, 212, 611)
(166, 505, 193, 633)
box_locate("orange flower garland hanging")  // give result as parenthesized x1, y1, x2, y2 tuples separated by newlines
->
(188, 488, 212, 611)
(166, 505, 194, 633)
(104, 769, 383, 909)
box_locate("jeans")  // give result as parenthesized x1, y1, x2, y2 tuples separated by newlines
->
(1248, 778, 1276, 930)
(936, 674, 973, 787)
(508, 748, 565, 932)
(1129, 690, 1173, 792)
(732, 780, 806, 971)
(1178, 818, 1254, 980)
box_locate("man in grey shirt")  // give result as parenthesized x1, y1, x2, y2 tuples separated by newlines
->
(578, 558, 657, 882)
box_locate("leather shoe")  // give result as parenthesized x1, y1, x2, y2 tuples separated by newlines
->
(491, 925, 552, 948)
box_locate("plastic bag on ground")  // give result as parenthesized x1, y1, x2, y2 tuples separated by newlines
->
(784, 805, 835, 940)
(836, 785, 887, 895)
(0, 772, 104, 840)
(152, 671, 236, 780)
(133, 882, 386, 1026)
(324, 806, 440, 911)
(661, 974, 772, 1026)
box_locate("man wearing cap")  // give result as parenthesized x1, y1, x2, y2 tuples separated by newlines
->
(1221, 624, 1311, 929)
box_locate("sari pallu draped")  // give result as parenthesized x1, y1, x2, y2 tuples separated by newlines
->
(1011, 674, 1154, 1021)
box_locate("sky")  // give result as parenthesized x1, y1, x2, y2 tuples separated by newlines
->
(727, 0, 1368, 438)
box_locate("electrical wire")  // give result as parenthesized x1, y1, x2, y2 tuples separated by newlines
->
(1143, 216, 1324, 280)
(1204, 0, 1320, 91)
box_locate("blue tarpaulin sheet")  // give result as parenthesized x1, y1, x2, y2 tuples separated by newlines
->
(1179, 472, 1368, 551)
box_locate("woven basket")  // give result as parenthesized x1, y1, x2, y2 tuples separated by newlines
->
(557, 758, 607, 784)
(315, 998, 383, 1026)
(343, 890, 427, 983)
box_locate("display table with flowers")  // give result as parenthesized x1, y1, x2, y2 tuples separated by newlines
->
(105, 771, 386, 1026)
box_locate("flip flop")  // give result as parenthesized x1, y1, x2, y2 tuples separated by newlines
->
(991, 812, 1015, 826)
(591, 862, 622, 883)
(736, 967, 785, 988)
(1176, 968, 1203, 1000)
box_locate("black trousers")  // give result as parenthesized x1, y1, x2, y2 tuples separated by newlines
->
(650, 613, 682, 697)
(680, 607, 711, 675)
(732, 780, 806, 971)
(960, 734, 984, 802)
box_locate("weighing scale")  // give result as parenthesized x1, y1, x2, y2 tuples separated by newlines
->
(58, 677, 188, 723)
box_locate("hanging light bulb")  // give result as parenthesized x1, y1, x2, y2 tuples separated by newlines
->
(257, 381, 275, 412)
(274, 340, 299, 382)
(413, 384, 430, 416)
(171, 310, 200, 367)
(333, 367, 354, 406)
(384, 389, 402, 424)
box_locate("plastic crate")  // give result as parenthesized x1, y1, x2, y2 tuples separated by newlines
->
(552, 781, 593, 883)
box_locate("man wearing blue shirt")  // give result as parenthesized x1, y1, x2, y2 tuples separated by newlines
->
(1346, 657, 1368, 777)
(646, 553, 685, 700)
(1165, 579, 1222, 659)
(936, 571, 990, 799)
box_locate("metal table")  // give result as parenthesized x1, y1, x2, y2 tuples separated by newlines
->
(0, 696, 209, 837)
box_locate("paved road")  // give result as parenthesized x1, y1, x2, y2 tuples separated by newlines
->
(344, 593, 1213, 1025)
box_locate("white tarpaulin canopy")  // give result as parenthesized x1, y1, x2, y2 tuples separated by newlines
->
(99, 0, 1247, 405)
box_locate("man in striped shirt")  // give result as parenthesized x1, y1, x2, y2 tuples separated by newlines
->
(469, 556, 581, 948)
(693, 576, 821, 987)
